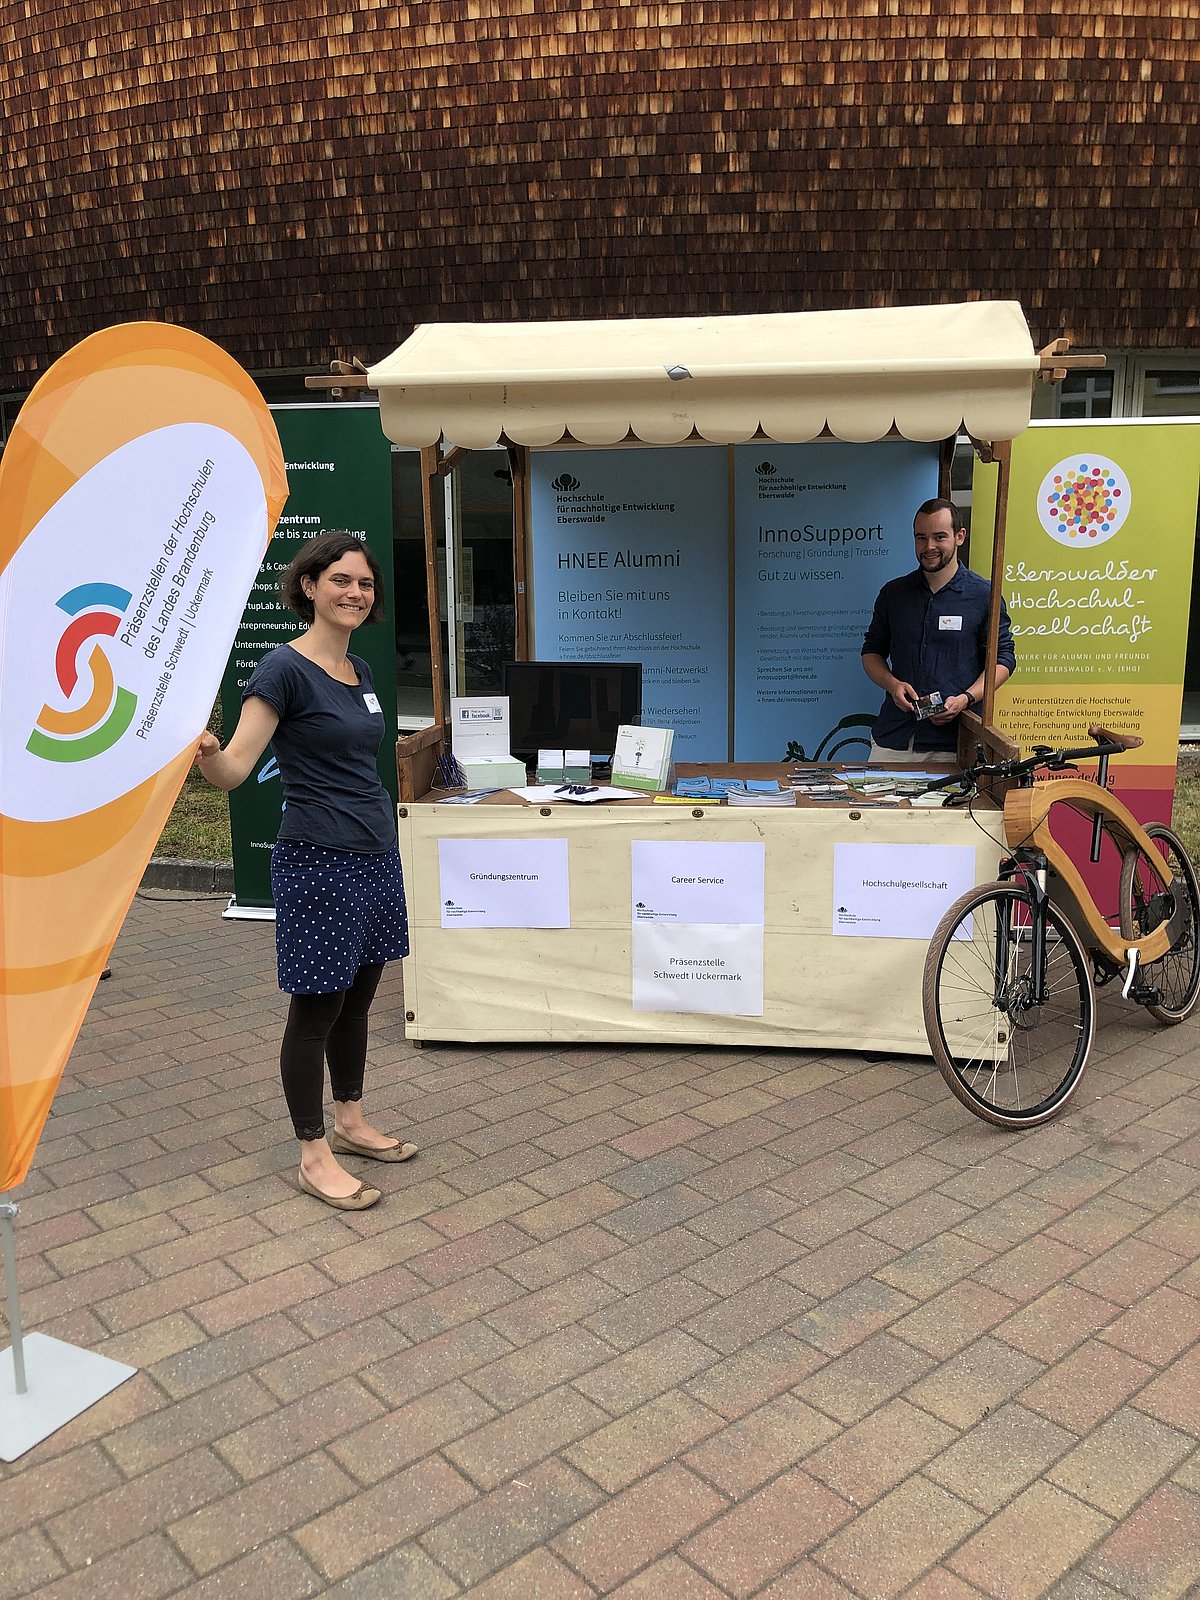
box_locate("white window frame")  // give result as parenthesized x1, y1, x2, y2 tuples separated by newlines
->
(1128, 353, 1200, 418)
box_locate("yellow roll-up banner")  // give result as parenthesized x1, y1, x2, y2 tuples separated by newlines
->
(0, 323, 287, 1192)
(973, 420, 1200, 821)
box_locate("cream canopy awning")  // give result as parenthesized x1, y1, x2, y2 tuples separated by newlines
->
(369, 301, 1038, 451)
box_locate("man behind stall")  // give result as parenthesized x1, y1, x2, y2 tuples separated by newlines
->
(861, 497, 1015, 763)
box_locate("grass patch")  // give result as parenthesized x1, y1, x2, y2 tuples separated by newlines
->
(1171, 767, 1200, 858)
(156, 765, 233, 861)
(154, 702, 232, 861)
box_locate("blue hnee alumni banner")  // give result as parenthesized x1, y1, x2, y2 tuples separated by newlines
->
(530, 448, 730, 759)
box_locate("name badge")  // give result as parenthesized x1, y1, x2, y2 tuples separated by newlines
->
(363, 692, 382, 714)
(938, 615, 963, 631)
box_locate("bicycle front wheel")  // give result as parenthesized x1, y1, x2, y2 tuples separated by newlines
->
(1119, 824, 1200, 1023)
(923, 883, 1096, 1129)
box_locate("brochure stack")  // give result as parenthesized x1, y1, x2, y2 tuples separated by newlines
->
(610, 725, 674, 792)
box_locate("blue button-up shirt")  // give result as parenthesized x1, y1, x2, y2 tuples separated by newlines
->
(861, 564, 1016, 752)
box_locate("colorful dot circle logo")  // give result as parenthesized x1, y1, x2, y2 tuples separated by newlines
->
(1037, 455, 1131, 549)
(26, 583, 138, 762)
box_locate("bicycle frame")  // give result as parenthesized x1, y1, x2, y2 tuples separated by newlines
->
(924, 728, 1200, 1128)
(986, 854, 1055, 1005)
(1003, 779, 1185, 970)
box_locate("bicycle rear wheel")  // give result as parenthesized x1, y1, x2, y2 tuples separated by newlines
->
(923, 882, 1096, 1128)
(1118, 824, 1200, 1023)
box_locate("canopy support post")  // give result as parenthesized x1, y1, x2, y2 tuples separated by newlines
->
(509, 446, 531, 658)
(983, 436, 1012, 729)
(938, 434, 956, 498)
(420, 445, 451, 730)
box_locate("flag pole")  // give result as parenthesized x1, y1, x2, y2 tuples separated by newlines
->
(0, 1201, 27, 1394)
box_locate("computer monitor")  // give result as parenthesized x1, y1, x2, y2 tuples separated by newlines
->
(501, 660, 643, 765)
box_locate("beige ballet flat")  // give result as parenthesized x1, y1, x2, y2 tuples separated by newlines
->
(330, 1130, 419, 1163)
(298, 1170, 382, 1210)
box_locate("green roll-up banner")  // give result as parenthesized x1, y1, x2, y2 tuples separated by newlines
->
(220, 405, 397, 914)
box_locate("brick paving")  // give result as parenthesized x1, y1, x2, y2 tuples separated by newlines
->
(2, 888, 1199, 1599)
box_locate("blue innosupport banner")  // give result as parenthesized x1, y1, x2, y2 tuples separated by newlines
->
(732, 441, 940, 760)
(530, 448, 730, 758)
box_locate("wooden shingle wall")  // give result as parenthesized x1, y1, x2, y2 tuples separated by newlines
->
(2, 0, 1197, 381)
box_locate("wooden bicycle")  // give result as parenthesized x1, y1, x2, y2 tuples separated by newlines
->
(921, 726, 1200, 1128)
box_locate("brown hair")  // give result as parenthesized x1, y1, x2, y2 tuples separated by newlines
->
(280, 530, 385, 624)
(913, 497, 964, 534)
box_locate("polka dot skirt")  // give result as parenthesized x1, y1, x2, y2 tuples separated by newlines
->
(271, 840, 410, 995)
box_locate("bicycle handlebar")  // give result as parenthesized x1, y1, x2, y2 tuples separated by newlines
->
(929, 721, 1143, 792)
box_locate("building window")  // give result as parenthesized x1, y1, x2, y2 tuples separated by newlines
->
(1056, 371, 1116, 419)
(1031, 368, 1116, 420)
(1136, 366, 1200, 418)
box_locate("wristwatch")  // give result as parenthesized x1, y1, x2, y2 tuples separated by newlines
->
(961, 690, 977, 708)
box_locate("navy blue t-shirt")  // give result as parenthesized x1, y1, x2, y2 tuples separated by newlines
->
(861, 565, 1016, 752)
(243, 645, 395, 853)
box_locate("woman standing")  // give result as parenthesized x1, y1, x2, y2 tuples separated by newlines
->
(197, 531, 415, 1210)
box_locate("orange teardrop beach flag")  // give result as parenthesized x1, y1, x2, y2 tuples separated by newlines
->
(0, 324, 287, 1192)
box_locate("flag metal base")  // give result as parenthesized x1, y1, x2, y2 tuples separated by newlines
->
(0, 1333, 136, 1461)
(0, 1202, 136, 1461)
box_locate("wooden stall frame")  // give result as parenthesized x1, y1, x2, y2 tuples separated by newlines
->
(307, 311, 1106, 1051)
(393, 439, 467, 800)
(395, 721, 446, 805)
(307, 325, 1105, 785)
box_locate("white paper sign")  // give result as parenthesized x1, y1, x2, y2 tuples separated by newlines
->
(631, 840, 765, 925)
(832, 843, 976, 939)
(633, 922, 764, 1015)
(438, 838, 570, 927)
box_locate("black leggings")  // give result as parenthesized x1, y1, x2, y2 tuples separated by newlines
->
(279, 963, 385, 1142)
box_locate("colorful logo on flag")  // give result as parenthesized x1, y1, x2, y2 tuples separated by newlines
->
(1037, 456, 1132, 549)
(26, 583, 137, 762)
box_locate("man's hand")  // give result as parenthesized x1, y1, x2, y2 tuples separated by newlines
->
(889, 680, 920, 713)
(929, 693, 971, 725)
